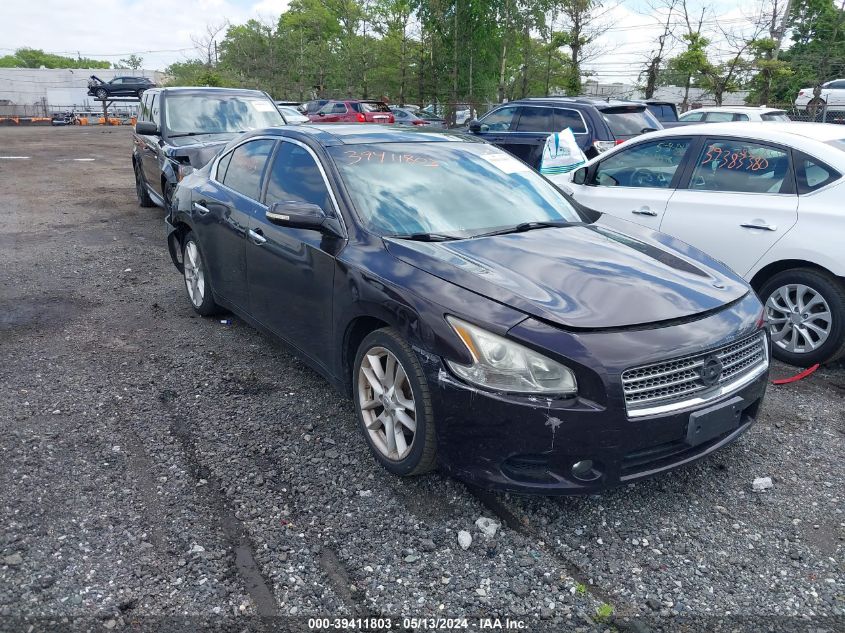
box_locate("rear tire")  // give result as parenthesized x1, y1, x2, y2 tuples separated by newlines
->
(759, 268, 845, 366)
(353, 328, 437, 476)
(182, 232, 220, 317)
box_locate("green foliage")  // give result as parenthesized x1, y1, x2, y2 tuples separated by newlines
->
(595, 602, 614, 621)
(575, 582, 587, 594)
(117, 54, 144, 70)
(0, 48, 110, 69)
(164, 60, 239, 88)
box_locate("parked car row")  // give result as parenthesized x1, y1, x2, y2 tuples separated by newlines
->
(131, 86, 844, 496)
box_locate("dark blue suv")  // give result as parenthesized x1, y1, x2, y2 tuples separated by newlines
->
(467, 97, 663, 169)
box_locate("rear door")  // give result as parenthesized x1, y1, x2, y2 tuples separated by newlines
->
(507, 106, 554, 167)
(825, 80, 845, 106)
(192, 138, 276, 309)
(567, 137, 695, 231)
(660, 137, 799, 276)
(553, 107, 592, 156)
(316, 102, 346, 123)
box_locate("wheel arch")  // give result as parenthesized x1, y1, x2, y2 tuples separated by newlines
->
(166, 217, 194, 274)
(342, 316, 392, 395)
(749, 259, 840, 293)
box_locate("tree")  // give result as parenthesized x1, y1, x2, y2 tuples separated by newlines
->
(118, 54, 144, 70)
(551, 0, 611, 95)
(639, 0, 678, 99)
(0, 48, 110, 69)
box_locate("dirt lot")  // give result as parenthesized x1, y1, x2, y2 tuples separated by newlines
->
(0, 126, 843, 632)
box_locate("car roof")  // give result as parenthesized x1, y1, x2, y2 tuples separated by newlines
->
(150, 86, 269, 96)
(244, 124, 473, 146)
(510, 96, 647, 109)
(686, 106, 786, 113)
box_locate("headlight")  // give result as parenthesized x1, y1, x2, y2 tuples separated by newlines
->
(445, 316, 577, 396)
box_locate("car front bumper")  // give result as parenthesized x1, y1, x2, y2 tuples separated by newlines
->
(417, 294, 769, 494)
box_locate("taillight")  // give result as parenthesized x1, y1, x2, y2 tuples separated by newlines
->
(356, 113, 366, 122)
(615, 139, 625, 145)
(798, 90, 805, 97)
(413, 120, 429, 126)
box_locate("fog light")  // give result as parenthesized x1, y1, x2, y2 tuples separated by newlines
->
(571, 459, 602, 482)
(572, 460, 593, 476)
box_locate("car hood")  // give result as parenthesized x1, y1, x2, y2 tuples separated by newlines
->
(165, 134, 238, 168)
(384, 222, 748, 330)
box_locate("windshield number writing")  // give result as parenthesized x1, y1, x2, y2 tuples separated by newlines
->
(701, 146, 769, 171)
(343, 150, 439, 167)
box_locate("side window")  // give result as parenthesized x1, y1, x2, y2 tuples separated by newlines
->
(796, 153, 840, 193)
(554, 108, 587, 134)
(828, 80, 845, 89)
(332, 103, 347, 114)
(150, 94, 160, 127)
(680, 111, 704, 122)
(516, 107, 552, 132)
(139, 94, 151, 122)
(264, 142, 333, 212)
(394, 110, 407, 119)
(593, 139, 691, 188)
(734, 113, 749, 121)
(478, 106, 519, 132)
(705, 112, 736, 122)
(222, 139, 276, 201)
(111, 78, 123, 85)
(688, 139, 792, 194)
(216, 151, 233, 182)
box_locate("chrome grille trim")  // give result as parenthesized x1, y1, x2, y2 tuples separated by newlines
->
(622, 332, 769, 418)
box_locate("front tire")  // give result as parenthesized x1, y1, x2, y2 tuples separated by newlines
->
(134, 160, 155, 207)
(182, 232, 220, 316)
(760, 268, 845, 366)
(353, 328, 437, 476)
(95, 88, 108, 100)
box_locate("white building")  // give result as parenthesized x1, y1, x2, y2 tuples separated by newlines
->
(0, 68, 165, 115)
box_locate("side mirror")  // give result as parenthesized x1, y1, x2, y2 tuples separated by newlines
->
(318, 112, 325, 117)
(571, 167, 588, 185)
(266, 201, 327, 230)
(135, 120, 159, 135)
(468, 119, 482, 133)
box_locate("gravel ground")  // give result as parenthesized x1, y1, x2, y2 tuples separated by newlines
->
(0, 127, 842, 632)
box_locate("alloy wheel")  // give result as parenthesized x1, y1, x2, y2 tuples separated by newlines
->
(357, 346, 417, 461)
(766, 283, 832, 354)
(183, 241, 205, 308)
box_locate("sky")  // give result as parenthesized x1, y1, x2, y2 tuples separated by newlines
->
(0, 0, 762, 85)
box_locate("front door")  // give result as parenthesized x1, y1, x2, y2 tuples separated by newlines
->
(567, 137, 695, 232)
(140, 93, 163, 192)
(660, 137, 799, 277)
(246, 140, 341, 369)
(471, 105, 522, 159)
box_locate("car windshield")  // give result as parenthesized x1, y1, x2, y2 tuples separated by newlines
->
(329, 142, 582, 238)
(600, 107, 661, 137)
(360, 102, 391, 113)
(164, 94, 284, 135)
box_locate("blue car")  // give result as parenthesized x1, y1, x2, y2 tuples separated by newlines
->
(165, 125, 769, 494)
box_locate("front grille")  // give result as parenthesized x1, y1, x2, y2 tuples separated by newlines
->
(622, 332, 767, 415)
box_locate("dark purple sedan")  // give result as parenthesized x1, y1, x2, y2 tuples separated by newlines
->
(165, 124, 770, 494)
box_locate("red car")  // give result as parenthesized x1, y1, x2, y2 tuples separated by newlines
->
(308, 100, 395, 124)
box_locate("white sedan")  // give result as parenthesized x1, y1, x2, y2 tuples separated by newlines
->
(678, 106, 791, 123)
(563, 122, 845, 366)
(795, 79, 845, 111)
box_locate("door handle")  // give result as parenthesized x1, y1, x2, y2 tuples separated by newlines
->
(248, 228, 267, 245)
(193, 202, 210, 216)
(740, 222, 777, 231)
(632, 207, 658, 217)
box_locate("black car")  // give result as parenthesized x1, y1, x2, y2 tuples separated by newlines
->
(467, 97, 663, 168)
(88, 75, 155, 100)
(132, 87, 285, 210)
(165, 124, 769, 494)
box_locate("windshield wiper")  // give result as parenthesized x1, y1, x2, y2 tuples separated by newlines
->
(471, 220, 583, 239)
(388, 232, 460, 242)
(167, 131, 228, 138)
